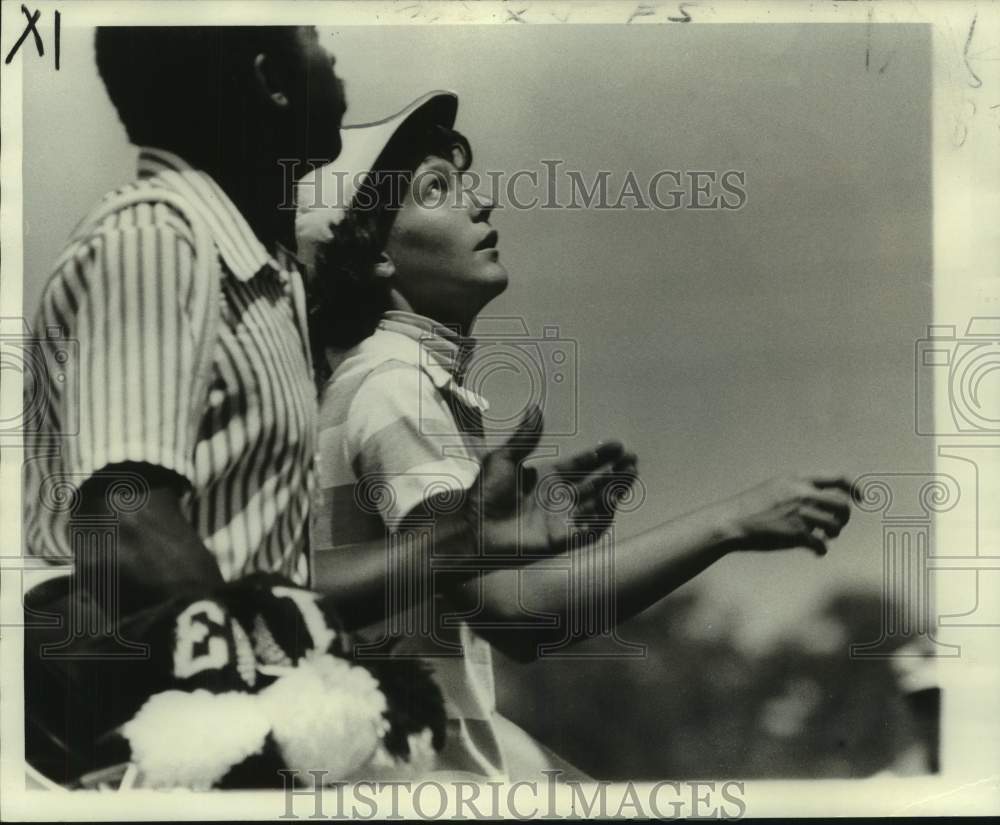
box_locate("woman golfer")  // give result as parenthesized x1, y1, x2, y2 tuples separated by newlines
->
(298, 91, 854, 780)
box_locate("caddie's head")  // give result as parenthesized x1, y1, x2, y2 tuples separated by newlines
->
(95, 26, 346, 168)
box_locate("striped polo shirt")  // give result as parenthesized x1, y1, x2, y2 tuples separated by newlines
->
(25, 147, 316, 584)
(313, 310, 506, 778)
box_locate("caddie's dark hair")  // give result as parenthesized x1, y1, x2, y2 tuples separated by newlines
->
(309, 123, 472, 383)
(95, 26, 304, 151)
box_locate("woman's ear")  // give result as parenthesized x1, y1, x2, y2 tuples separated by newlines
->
(253, 53, 290, 109)
(373, 253, 396, 280)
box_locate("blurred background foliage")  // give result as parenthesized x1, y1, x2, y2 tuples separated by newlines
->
(495, 587, 937, 780)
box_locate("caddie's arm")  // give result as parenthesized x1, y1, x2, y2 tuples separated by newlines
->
(77, 465, 224, 615)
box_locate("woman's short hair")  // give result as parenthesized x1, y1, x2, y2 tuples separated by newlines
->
(309, 124, 472, 378)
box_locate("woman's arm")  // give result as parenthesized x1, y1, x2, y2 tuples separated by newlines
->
(312, 408, 636, 630)
(451, 474, 854, 662)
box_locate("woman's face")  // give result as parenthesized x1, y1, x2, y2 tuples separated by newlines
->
(382, 155, 507, 326)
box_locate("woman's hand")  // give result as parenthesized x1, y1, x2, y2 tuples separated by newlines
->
(467, 406, 638, 556)
(713, 474, 855, 556)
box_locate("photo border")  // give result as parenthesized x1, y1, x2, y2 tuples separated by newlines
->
(1, 0, 997, 818)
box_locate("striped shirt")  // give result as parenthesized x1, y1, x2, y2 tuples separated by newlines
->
(25, 147, 316, 584)
(313, 311, 506, 778)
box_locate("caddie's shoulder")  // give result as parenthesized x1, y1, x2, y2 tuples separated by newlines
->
(44, 180, 205, 309)
(65, 179, 199, 252)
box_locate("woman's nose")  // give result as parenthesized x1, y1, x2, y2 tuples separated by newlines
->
(471, 190, 496, 223)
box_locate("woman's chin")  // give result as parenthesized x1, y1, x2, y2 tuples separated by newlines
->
(485, 263, 509, 293)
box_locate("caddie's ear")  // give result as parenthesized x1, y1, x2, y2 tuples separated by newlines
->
(373, 253, 396, 280)
(253, 52, 290, 109)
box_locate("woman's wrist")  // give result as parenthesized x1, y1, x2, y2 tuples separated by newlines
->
(690, 498, 747, 558)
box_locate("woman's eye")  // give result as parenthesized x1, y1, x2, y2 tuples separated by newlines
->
(416, 168, 452, 205)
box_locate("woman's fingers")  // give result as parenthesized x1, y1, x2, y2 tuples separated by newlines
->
(808, 475, 854, 495)
(571, 461, 639, 516)
(799, 504, 844, 539)
(553, 441, 628, 475)
(800, 530, 829, 557)
(804, 487, 852, 526)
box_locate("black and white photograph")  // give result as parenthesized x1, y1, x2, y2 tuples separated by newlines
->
(1, 0, 997, 818)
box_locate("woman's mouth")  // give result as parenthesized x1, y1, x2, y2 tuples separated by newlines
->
(474, 229, 499, 252)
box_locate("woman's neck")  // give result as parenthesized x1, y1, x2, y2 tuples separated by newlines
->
(386, 292, 476, 338)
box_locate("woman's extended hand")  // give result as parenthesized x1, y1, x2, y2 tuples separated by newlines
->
(713, 474, 855, 556)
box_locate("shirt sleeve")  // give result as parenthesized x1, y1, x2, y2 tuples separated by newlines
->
(345, 363, 481, 527)
(37, 208, 208, 487)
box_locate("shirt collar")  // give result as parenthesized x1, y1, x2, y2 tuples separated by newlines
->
(137, 147, 284, 282)
(377, 311, 478, 381)
(334, 311, 489, 412)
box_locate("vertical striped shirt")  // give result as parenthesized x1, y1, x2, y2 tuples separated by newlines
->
(312, 311, 506, 778)
(25, 147, 316, 585)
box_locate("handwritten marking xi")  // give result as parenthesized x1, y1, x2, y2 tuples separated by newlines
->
(4, 5, 60, 71)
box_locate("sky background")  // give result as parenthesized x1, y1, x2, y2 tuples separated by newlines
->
(22, 23, 934, 656)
